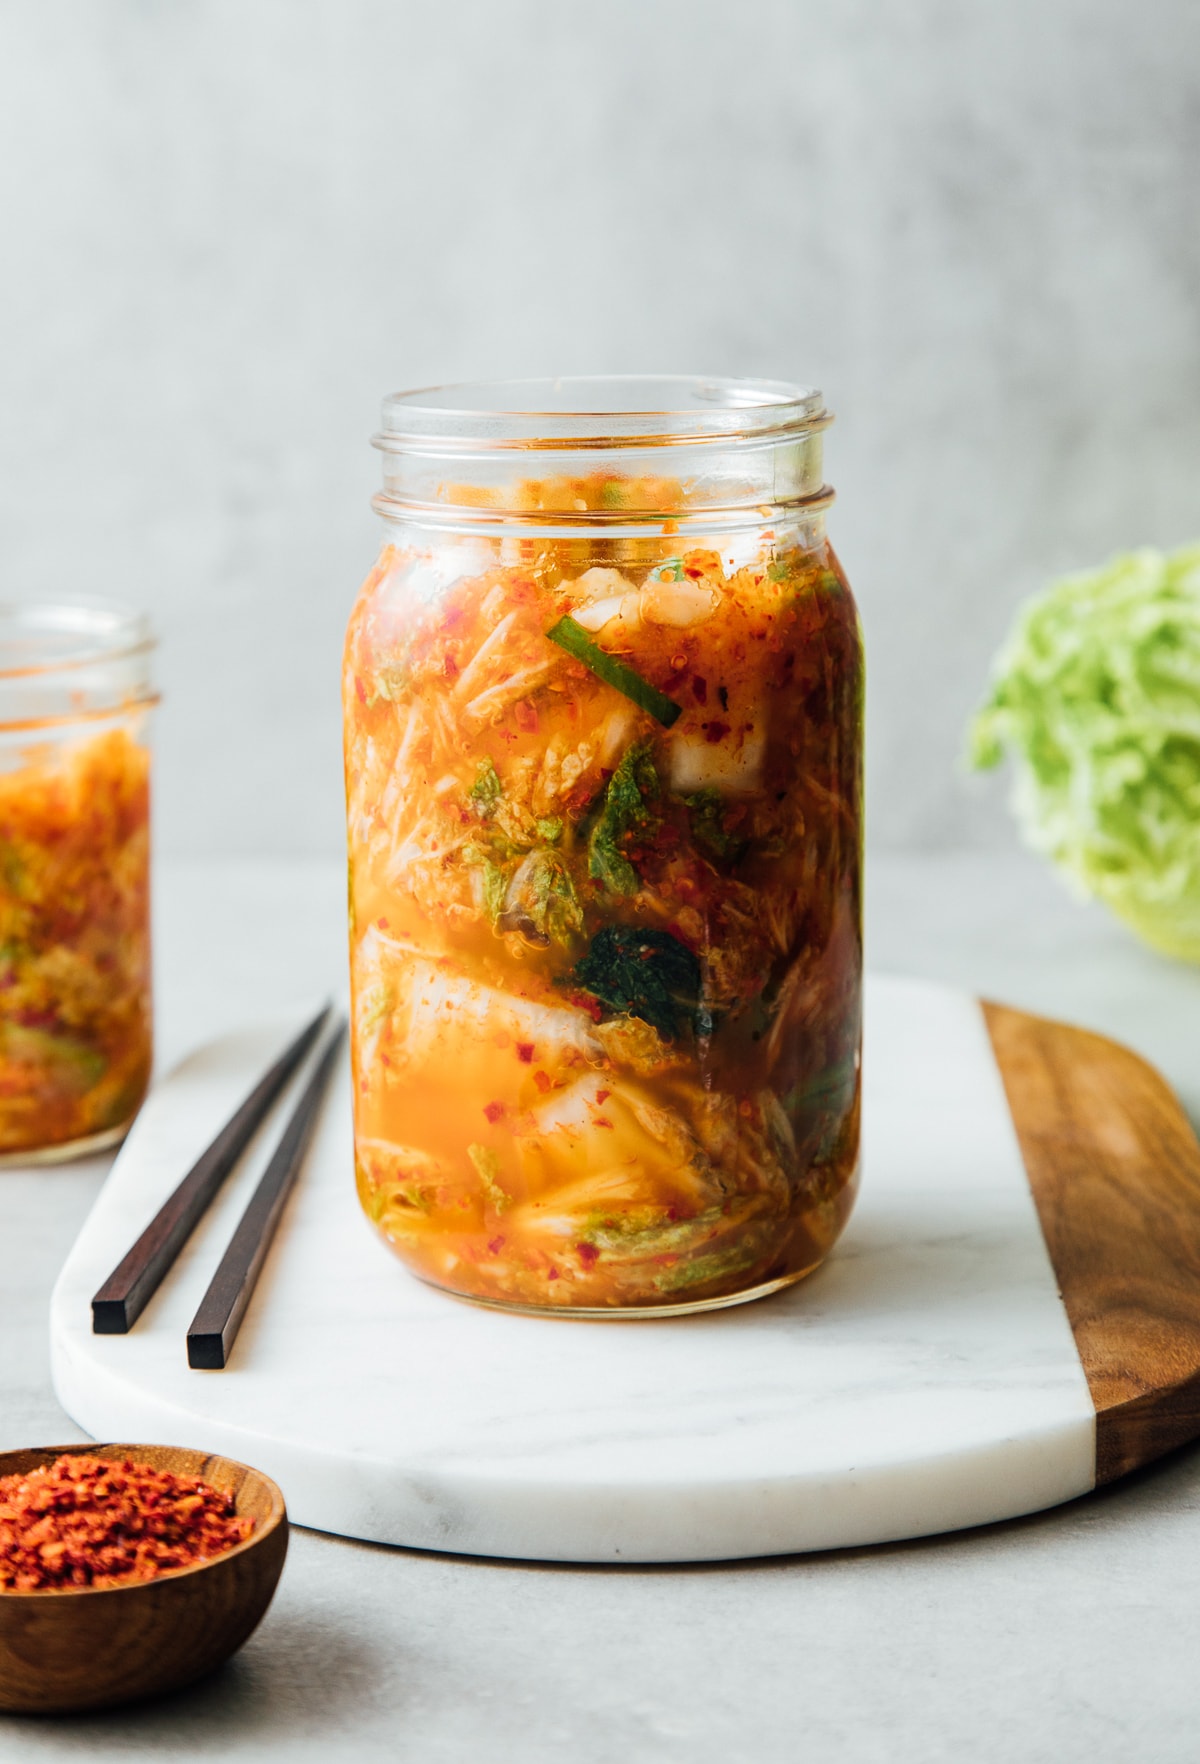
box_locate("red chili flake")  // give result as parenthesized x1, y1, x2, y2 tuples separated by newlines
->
(443, 654, 460, 680)
(702, 721, 730, 744)
(564, 990, 605, 1023)
(595, 1088, 611, 1104)
(354, 676, 368, 704)
(483, 1100, 505, 1124)
(515, 1042, 535, 1064)
(513, 699, 539, 733)
(685, 565, 704, 579)
(0, 1454, 254, 1592)
(532, 1070, 552, 1094)
(547, 1267, 559, 1281)
(577, 1242, 599, 1268)
(594, 1117, 613, 1130)
(376, 917, 389, 929)
(691, 674, 708, 704)
(487, 1236, 505, 1255)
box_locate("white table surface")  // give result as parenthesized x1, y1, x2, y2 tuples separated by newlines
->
(3, 849, 1199, 1763)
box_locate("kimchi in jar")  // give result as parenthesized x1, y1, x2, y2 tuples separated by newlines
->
(0, 603, 155, 1163)
(343, 378, 863, 1314)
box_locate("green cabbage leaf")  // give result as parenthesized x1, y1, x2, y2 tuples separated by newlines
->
(968, 543, 1200, 960)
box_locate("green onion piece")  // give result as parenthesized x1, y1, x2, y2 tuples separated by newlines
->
(545, 616, 683, 728)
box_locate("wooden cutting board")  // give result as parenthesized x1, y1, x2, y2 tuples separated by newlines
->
(48, 976, 1200, 1563)
(983, 999, 1200, 1486)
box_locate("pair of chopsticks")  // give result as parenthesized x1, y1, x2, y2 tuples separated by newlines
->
(91, 1005, 346, 1369)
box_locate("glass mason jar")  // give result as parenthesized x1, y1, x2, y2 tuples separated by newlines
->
(0, 602, 156, 1164)
(343, 377, 863, 1315)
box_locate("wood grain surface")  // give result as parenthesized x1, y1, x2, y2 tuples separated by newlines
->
(983, 1001, 1200, 1485)
(0, 1443, 288, 1714)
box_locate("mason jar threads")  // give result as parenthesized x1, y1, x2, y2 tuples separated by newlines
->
(343, 377, 864, 1315)
(0, 602, 156, 1163)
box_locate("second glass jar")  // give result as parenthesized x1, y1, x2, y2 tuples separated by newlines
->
(343, 377, 863, 1314)
(0, 602, 155, 1163)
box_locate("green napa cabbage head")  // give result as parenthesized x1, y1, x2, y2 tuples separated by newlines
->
(969, 542, 1200, 961)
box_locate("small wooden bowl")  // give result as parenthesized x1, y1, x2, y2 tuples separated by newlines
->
(0, 1443, 288, 1714)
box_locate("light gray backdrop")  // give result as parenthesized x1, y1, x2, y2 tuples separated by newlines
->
(2, 0, 1197, 859)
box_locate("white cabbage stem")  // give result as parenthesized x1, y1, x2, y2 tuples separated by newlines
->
(639, 578, 720, 627)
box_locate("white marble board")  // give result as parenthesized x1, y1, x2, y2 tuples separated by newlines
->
(50, 974, 1115, 1563)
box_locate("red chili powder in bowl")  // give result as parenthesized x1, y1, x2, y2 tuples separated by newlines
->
(0, 1454, 255, 1592)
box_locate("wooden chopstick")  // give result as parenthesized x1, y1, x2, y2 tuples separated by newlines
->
(91, 1004, 332, 1335)
(186, 1018, 346, 1370)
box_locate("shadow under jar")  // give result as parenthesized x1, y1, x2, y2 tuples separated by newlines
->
(343, 378, 864, 1315)
(0, 603, 156, 1164)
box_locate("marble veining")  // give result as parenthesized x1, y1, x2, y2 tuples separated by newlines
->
(50, 975, 1096, 1562)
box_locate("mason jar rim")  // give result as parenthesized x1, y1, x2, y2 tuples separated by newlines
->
(375, 374, 831, 453)
(0, 600, 155, 683)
